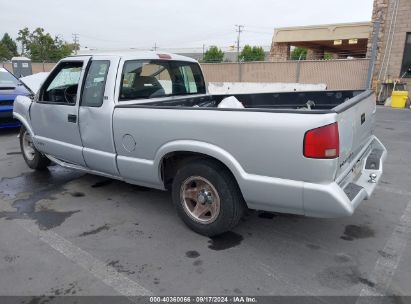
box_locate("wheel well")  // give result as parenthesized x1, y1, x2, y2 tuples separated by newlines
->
(161, 151, 237, 190)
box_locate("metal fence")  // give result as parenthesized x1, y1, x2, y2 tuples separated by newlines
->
(202, 59, 370, 90)
(1, 62, 56, 74)
(2, 59, 370, 91)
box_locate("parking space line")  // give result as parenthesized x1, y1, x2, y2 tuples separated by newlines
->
(357, 199, 411, 300)
(16, 219, 153, 297)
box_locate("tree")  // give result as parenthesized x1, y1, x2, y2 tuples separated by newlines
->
(203, 46, 224, 63)
(16, 27, 30, 55)
(0, 33, 18, 58)
(291, 47, 307, 60)
(17, 27, 75, 61)
(239, 45, 265, 62)
(0, 43, 12, 61)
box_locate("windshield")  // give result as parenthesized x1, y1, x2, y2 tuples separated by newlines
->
(0, 69, 19, 86)
(119, 60, 206, 101)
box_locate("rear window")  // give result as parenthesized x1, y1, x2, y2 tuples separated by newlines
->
(119, 60, 206, 101)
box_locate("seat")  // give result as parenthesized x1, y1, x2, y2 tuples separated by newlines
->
(132, 76, 165, 98)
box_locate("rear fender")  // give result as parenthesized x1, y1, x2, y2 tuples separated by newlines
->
(154, 140, 305, 214)
(154, 140, 245, 184)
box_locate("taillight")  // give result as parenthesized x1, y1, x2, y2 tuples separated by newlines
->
(304, 123, 339, 159)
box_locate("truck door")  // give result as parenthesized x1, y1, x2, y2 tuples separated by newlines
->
(30, 57, 90, 166)
(78, 56, 120, 176)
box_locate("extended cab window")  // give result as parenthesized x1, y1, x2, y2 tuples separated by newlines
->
(40, 61, 83, 104)
(119, 60, 205, 101)
(81, 60, 110, 107)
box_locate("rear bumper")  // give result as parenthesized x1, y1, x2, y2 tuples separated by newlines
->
(303, 136, 387, 217)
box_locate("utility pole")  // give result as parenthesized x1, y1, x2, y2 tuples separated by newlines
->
(235, 25, 244, 82)
(72, 33, 80, 55)
(235, 24, 244, 62)
(152, 42, 158, 51)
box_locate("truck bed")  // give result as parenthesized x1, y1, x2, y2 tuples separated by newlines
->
(113, 89, 382, 217)
(122, 90, 364, 112)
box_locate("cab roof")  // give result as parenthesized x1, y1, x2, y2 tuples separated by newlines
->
(69, 51, 198, 63)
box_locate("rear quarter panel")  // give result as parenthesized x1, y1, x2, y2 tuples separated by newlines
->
(113, 108, 338, 182)
(113, 107, 339, 212)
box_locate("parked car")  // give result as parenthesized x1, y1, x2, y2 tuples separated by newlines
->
(0, 68, 31, 129)
(13, 52, 387, 236)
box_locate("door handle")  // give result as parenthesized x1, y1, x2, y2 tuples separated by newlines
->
(68, 114, 77, 123)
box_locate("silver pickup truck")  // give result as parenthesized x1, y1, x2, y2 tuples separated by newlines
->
(13, 52, 387, 236)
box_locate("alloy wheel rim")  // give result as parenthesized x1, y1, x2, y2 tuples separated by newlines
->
(22, 130, 35, 161)
(180, 176, 221, 224)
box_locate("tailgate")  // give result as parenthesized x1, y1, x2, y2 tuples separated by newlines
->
(335, 91, 376, 179)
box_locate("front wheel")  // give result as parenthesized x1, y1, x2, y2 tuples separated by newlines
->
(172, 159, 245, 236)
(19, 126, 50, 170)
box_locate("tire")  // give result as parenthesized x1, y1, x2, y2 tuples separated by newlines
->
(19, 126, 50, 170)
(172, 159, 245, 236)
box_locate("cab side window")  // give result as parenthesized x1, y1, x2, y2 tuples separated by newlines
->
(81, 60, 110, 107)
(40, 61, 83, 104)
(119, 60, 205, 101)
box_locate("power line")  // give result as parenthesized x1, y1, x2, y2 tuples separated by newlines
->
(79, 33, 133, 44)
(79, 31, 235, 49)
(246, 25, 275, 30)
(162, 31, 234, 48)
(70, 29, 272, 51)
(244, 30, 273, 35)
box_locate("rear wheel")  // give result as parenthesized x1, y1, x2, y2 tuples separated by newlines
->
(172, 159, 245, 236)
(19, 126, 50, 170)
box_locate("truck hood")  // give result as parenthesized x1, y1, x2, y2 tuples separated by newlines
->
(20, 72, 49, 94)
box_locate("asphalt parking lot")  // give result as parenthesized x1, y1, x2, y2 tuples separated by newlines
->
(0, 106, 410, 300)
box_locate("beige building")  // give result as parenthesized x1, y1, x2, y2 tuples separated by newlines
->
(269, 0, 411, 94)
(269, 22, 372, 61)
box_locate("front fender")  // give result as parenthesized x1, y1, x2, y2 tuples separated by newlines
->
(13, 95, 34, 137)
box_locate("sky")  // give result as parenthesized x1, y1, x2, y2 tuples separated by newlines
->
(1, 0, 374, 51)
